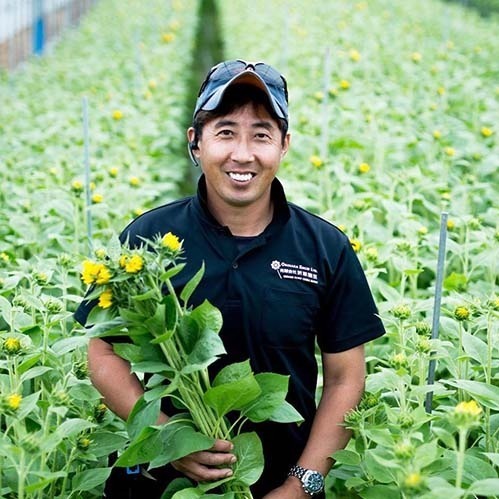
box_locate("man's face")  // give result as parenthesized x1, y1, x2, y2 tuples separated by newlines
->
(189, 103, 290, 214)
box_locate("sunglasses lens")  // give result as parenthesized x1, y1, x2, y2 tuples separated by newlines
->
(203, 60, 287, 102)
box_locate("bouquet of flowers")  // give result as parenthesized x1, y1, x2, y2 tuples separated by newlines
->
(80, 233, 302, 499)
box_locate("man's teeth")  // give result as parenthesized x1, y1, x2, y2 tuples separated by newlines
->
(229, 172, 253, 182)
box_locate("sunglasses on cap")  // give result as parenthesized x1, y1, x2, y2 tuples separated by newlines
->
(193, 59, 289, 122)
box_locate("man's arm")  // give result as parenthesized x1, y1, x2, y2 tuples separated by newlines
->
(87, 337, 236, 481)
(264, 344, 366, 498)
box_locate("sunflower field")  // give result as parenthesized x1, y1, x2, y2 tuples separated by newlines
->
(0, 0, 498, 498)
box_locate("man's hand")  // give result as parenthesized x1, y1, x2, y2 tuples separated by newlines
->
(171, 439, 237, 482)
(262, 477, 310, 498)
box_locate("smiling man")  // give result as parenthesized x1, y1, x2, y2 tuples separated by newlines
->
(80, 60, 385, 498)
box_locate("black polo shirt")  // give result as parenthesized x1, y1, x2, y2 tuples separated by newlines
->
(75, 175, 385, 496)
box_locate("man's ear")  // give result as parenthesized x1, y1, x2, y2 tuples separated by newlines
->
(281, 133, 291, 159)
(187, 127, 200, 166)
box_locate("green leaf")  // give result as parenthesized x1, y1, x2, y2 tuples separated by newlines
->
(190, 300, 223, 335)
(17, 391, 41, 420)
(161, 478, 193, 499)
(180, 262, 205, 305)
(231, 432, 264, 486)
(359, 485, 401, 499)
(20, 365, 52, 383)
(184, 326, 226, 373)
(468, 478, 499, 496)
(86, 317, 127, 338)
(56, 418, 96, 439)
(127, 396, 161, 440)
(149, 419, 215, 469)
(144, 303, 166, 335)
(483, 452, 499, 467)
(161, 263, 186, 281)
(24, 472, 66, 494)
(241, 372, 293, 423)
(332, 449, 361, 466)
(115, 426, 162, 466)
(204, 362, 261, 418)
(90, 432, 128, 457)
(443, 272, 467, 292)
(269, 401, 304, 424)
(113, 343, 143, 363)
(51, 335, 88, 355)
(461, 332, 488, 366)
(443, 380, 499, 411)
(16, 353, 42, 375)
(72, 467, 112, 491)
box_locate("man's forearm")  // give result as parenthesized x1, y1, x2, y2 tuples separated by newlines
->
(88, 337, 168, 423)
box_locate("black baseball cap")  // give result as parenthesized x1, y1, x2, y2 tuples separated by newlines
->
(193, 60, 289, 124)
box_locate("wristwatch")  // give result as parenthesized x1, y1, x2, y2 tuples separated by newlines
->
(288, 464, 325, 496)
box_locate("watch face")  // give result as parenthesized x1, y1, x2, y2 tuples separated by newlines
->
(302, 470, 324, 494)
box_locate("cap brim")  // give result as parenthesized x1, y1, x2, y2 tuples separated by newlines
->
(196, 70, 287, 121)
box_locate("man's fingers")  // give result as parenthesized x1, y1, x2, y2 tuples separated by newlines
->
(197, 450, 237, 466)
(210, 439, 234, 452)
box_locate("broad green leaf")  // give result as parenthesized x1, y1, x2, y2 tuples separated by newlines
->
(204, 362, 261, 417)
(127, 396, 161, 440)
(24, 472, 66, 494)
(0, 295, 12, 324)
(69, 383, 102, 402)
(269, 401, 304, 424)
(414, 439, 439, 468)
(461, 332, 488, 366)
(144, 304, 166, 335)
(184, 327, 226, 373)
(242, 372, 293, 422)
(115, 426, 162, 466)
(171, 489, 203, 499)
(483, 453, 499, 467)
(468, 478, 499, 496)
(148, 420, 215, 469)
(51, 335, 88, 355)
(443, 272, 467, 292)
(113, 343, 144, 363)
(17, 391, 41, 420)
(86, 317, 127, 338)
(444, 380, 499, 411)
(16, 353, 42, 375)
(72, 467, 112, 491)
(332, 449, 361, 466)
(161, 478, 194, 499)
(180, 262, 205, 305)
(56, 418, 96, 439)
(359, 485, 401, 499)
(20, 365, 52, 383)
(190, 300, 223, 335)
(364, 449, 399, 483)
(231, 432, 264, 486)
(89, 432, 128, 457)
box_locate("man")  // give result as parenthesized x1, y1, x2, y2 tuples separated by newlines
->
(76, 60, 385, 498)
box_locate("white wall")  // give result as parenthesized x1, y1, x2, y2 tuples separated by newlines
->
(0, 0, 75, 43)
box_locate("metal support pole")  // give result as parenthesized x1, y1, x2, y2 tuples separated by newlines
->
(425, 212, 449, 413)
(33, 0, 45, 55)
(82, 96, 93, 256)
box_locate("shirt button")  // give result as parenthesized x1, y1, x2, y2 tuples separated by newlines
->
(232, 262, 239, 269)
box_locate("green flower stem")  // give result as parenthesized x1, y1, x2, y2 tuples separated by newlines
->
(455, 428, 468, 489)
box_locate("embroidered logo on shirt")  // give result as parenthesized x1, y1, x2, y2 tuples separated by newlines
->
(271, 260, 319, 284)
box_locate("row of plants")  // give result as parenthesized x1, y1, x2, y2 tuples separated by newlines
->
(0, 0, 198, 497)
(220, 0, 498, 498)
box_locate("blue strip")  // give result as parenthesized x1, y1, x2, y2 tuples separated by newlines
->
(126, 465, 141, 475)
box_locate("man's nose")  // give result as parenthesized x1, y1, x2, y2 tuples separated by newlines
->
(230, 138, 254, 163)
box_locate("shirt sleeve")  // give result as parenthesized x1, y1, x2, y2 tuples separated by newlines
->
(317, 237, 385, 353)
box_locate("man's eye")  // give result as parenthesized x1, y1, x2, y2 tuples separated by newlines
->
(217, 129, 233, 136)
(255, 133, 270, 140)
